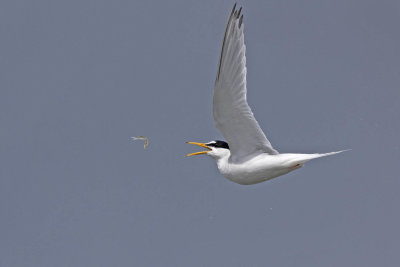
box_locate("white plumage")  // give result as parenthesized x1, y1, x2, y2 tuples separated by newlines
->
(186, 4, 347, 185)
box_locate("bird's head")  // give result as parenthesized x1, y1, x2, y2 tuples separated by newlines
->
(186, 140, 230, 160)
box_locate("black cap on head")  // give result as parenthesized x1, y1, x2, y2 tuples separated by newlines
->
(206, 140, 229, 149)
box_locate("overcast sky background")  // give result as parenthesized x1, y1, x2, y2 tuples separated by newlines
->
(1, 0, 399, 266)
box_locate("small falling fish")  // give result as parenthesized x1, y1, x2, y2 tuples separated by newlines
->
(131, 136, 149, 149)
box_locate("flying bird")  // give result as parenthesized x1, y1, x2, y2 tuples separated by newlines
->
(186, 4, 348, 185)
(131, 136, 149, 149)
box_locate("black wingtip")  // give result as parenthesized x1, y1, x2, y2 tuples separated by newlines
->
(231, 3, 237, 14)
(239, 14, 243, 28)
(237, 7, 242, 18)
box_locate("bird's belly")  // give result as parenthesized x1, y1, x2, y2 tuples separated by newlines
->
(219, 158, 297, 185)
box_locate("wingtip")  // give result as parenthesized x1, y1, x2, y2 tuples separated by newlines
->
(237, 7, 242, 18)
(231, 4, 244, 28)
(231, 3, 237, 15)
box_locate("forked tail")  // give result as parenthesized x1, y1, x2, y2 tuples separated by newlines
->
(294, 149, 350, 165)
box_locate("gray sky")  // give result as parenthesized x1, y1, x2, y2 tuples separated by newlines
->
(1, 0, 399, 266)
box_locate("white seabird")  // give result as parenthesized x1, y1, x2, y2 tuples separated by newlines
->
(186, 4, 348, 185)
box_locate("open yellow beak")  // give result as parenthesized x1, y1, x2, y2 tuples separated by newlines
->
(185, 142, 211, 156)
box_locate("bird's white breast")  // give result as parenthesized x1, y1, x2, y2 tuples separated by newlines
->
(217, 154, 303, 185)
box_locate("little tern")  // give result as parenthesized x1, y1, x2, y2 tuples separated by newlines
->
(186, 4, 347, 185)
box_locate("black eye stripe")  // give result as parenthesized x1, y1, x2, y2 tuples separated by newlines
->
(207, 140, 229, 149)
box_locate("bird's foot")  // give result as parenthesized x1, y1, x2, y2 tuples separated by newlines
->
(291, 163, 302, 169)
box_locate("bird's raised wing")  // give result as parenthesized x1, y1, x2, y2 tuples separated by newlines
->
(213, 4, 278, 163)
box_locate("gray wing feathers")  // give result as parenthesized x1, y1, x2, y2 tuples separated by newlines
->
(213, 5, 278, 162)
